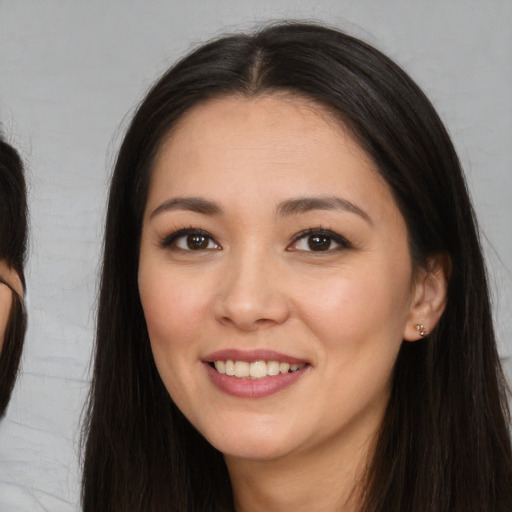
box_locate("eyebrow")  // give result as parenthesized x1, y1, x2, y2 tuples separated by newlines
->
(276, 196, 373, 225)
(150, 195, 372, 225)
(150, 197, 222, 218)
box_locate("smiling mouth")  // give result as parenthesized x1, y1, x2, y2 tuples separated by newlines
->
(211, 360, 307, 380)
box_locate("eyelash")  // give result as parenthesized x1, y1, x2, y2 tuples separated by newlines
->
(159, 227, 353, 253)
(288, 228, 352, 253)
(159, 228, 220, 251)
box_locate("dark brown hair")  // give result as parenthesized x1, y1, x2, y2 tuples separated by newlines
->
(0, 135, 28, 416)
(82, 22, 512, 511)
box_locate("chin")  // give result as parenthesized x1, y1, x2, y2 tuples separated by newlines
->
(201, 419, 304, 462)
(217, 438, 293, 462)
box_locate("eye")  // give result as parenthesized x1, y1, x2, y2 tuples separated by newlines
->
(161, 228, 221, 251)
(288, 229, 351, 253)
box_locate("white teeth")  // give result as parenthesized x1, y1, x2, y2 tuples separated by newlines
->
(213, 359, 305, 379)
(249, 361, 267, 379)
(225, 360, 235, 376)
(267, 360, 280, 376)
(234, 361, 249, 378)
(280, 362, 290, 374)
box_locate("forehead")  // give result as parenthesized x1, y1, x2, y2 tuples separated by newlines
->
(148, 94, 397, 221)
(160, 93, 361, 159)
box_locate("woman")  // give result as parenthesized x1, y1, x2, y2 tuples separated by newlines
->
(0, 135, 28, 417)
(82, 22, 512, 511)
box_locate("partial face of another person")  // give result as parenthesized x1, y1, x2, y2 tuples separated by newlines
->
(138, 95, 437, 462)
(0, 281, 12, 349)
(0, 261, 21, 351)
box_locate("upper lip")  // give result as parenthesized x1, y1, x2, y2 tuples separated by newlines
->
(203, 349, 309, 365)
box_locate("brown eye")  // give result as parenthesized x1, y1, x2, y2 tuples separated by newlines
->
(307, 235, 332, 251)
(186, 234, 209, 250)
(164, 230, 220, 251)
(289, 229, 351, 253)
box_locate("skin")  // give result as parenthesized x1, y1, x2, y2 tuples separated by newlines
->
(0, 283, 12, 349)
(138, 95, 447, 511)
(0, 260, 21, 350)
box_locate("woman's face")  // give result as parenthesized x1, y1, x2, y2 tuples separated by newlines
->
(138, 95, 426, 462)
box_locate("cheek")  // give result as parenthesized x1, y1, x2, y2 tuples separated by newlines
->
(292, 260, 412, 351)
(138, 266, 215, 357)
(138, 270, 210, 411)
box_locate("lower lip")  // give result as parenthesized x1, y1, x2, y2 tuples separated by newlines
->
(204, 363, 309, 398)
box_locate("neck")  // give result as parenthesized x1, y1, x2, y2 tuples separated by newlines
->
(225, 427, 376, 512)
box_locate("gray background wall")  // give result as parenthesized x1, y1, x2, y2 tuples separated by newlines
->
(0, 1, 511, 510)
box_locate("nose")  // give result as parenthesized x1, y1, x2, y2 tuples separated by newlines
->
(212, 250, 291, 331)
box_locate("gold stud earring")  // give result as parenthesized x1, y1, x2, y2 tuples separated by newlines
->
(415, 324, 427, 337)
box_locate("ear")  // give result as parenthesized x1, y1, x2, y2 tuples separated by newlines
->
(403, 253, 450, 342)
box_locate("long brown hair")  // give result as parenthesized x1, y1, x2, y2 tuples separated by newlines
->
(0, 136, 28, 416)
(82, 22, 512, 511)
